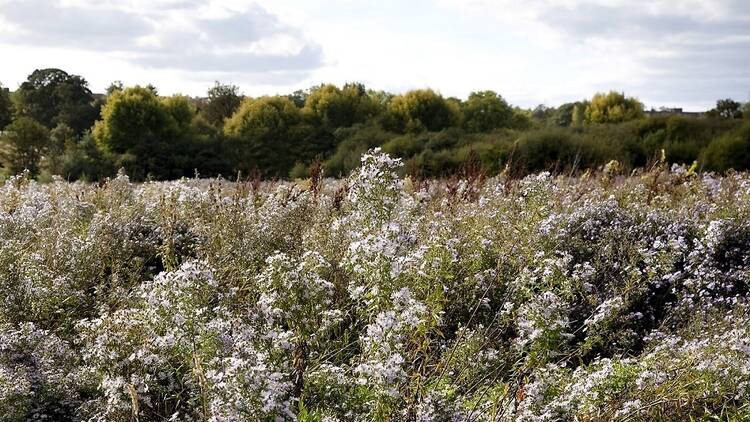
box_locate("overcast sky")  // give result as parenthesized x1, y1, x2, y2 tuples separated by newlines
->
(0, 0, 749, 110)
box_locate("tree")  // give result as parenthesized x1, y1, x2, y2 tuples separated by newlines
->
(42, 122, 76, 176)
(368, 89, 394, 109)
(712, 99, 742, 119)
(288, 89, 309, 108)
(462, 90, 514, 132)
(509, 107, 534, 130)
(201, 82, 242, 127)
(224, 96, 304, 176)
(14, 68, 99, 135)
(225, 96, 301, 138)
(0, 117, 50, 175)
(531, 104, 553, 123)
(58, 133, 114, 181)
(385, 89, 461, 133)
(584, 91, 644, 124)
(549, 102, 587, 127)
(0, 83, 12, 129)
(162, 95, 196, 133)
(571, 103, 586, 127)
(106, 81, 124, 96)
(303, 83, 378, 128)
(93, 86, 191, 180)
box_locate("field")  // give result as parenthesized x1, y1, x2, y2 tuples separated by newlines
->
(2, 149, 750, 421)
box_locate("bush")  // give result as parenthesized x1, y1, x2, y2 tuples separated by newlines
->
(324, 123, 395, 176)
(702, 122, 750, 171)
(638, 116, 741, 166)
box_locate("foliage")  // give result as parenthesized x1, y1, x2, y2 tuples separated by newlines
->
(94, 86, 173, 155)
(637, 116, 740, 166)
(13, 68, 99, 135)
(324, 123, 396, 176)
(162, 95, 196, 133)
(93, 87, 197, 180)
(225, 96, 301, 137)
(0, 83, 12, 129)
(535, 101, 588, 127)
(56, 133, 115, 181)
(584, 91, 644, 124)
(702, 122, 750, 171)
(200, 82, 242, 128)
(510, 128, 602, 173)
(224, 95, 307, 176)
(3, 70, 750, 181)
(384, 89, 461, 133)
(40, 123, 76, 177)
(461, 90, 514, 132)
(709, 98, 743, 119)
(2, 153, 750, 421)
(303, 83, 380, 129)
(0, 116, 50, 176)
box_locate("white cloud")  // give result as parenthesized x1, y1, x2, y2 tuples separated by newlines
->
(0, 0, 323, 83)
(0, 0, 748, 109)
(436, 0, 750, 109)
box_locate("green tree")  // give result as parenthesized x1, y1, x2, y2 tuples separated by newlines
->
(303, 83, 378, 128)
(201, 82, 242, 127)
(584, 91, 644, 124)
(550, 102, 588, 127)
(368, 89, 394, 109)
(462, 91, 514, 132)
(510, 107, 534, 130)
(41, 122, 76, 176)
(162, 95, 197, 133)
(14, 68, 99, 135)
(712, 99, 743, 119)
(288, 89, 309, 108)
(224, 96, 304, 176)
(0, 83, 12, 129)
(106, 81, 124, 96)
(93, 86, 191, 180)
(385, 89, 461, 133)
(571, 102, 587, 127)
(531, 104, 554, 124)
(0, 117, 50, 175)
(225, 96, 301, 138)
(64, 135, 113, 180)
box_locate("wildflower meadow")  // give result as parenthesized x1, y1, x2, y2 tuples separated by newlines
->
(2, 149, 750, 421)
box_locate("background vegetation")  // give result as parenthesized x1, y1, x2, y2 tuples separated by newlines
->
(1, 68, 749, 182)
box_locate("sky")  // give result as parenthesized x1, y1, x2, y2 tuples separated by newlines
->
(0, 0, 749, 111)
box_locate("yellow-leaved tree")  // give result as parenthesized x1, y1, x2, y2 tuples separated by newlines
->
(584, 91, 644, 124)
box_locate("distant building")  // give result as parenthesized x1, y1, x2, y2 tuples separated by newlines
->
(645, 107, 706, 118)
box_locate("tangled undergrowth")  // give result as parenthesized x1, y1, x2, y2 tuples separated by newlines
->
(2, 149, 750, 421)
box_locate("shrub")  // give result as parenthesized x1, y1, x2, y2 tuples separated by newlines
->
(702, 122, 750, 172)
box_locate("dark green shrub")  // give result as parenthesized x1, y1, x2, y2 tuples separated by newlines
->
(702, 122, 750, 171)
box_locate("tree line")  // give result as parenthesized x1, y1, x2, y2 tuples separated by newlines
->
(1, 68, 749, 181)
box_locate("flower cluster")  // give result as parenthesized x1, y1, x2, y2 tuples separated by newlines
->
(1, 150, 750, 420)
